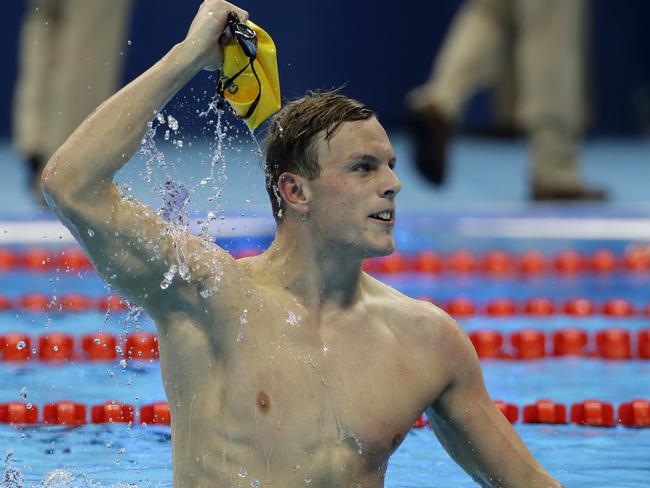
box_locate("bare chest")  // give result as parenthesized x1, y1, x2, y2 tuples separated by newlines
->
(217, 307, 439, 460)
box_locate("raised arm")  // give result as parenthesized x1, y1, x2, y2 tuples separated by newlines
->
(41, 1, 249, 320)
(427, 317, 562, 488)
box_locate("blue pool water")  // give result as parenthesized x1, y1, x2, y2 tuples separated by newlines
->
(1, 244, 650, 487)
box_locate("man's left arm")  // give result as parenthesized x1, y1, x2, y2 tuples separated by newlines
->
(426, 316, 562, 488)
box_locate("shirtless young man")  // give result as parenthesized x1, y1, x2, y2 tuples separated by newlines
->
(42, 1, 561, 486)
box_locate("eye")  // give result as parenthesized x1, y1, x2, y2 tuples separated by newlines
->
(353, 163, 372, 172)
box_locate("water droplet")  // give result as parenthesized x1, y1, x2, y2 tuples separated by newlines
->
(238, 467, 248, 478)
(286, 310, 300, 327)
(19, 387, 28, 399)
(16, 341, 26, 350)
(322, 344, 330, 354)
(87, 228, 95, 237)
(250, 478, 260, 488)
(167, 115, 179, 131)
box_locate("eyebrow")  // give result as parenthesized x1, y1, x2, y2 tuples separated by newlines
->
(344, 154, 397, 167)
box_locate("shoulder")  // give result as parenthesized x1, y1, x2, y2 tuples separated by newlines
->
(364, 273, 463, 345)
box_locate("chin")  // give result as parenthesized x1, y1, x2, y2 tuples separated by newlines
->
(366, 240, 395, 258)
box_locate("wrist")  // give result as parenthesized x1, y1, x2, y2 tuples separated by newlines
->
(175, 37, 222, 73)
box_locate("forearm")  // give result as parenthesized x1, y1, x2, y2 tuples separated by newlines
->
(42, 40, 204, 205)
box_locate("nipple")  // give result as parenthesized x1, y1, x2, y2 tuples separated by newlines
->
(257, 391, 270, 413)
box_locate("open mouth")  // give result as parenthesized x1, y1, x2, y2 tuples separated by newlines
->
(369, 210, 394, 223)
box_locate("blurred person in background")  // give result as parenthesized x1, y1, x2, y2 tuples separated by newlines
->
(407, 0, 607, 201)
(13, 0, 133, 204)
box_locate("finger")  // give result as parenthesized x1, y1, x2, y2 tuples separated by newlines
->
(222, 1, 248, 23)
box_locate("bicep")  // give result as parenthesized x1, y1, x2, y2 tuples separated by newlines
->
(56, 184, 239, 315)
(428, 321, 550, 487)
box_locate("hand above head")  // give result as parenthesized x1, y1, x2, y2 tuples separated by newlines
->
(184, 0, 249, 71)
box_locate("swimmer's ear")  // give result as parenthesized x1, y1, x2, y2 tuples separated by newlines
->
(278, 172, 310, 217)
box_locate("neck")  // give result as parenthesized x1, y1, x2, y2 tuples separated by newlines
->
(262, 220, 367, 314)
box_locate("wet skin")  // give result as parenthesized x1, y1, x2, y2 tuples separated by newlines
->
(41, 1, 561, 486)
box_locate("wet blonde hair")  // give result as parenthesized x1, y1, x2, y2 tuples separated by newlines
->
(263, 89, 374, 223)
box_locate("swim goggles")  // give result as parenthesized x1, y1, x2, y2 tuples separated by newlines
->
(218, 12, 281, 130)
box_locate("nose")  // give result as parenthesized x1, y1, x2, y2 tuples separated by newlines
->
(380, 166, 401, 199)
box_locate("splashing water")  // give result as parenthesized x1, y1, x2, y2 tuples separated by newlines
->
(236, 308, 249, 342)
(2, 452, 23, 488)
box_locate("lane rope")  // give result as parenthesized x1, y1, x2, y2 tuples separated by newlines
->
(1, 328, 649, 363)
(1, 399, 648, 428)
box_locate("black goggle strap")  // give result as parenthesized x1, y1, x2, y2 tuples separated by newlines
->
(219, 57, 262, 122)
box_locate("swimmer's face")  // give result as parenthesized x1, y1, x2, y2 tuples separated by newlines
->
(308, 117, 400, 258)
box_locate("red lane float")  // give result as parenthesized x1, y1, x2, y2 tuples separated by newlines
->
(554, 250, 585, 274)
(19, 293, 51, 312)
(485, 298, 517, 317)
(52, 248, 92, 270)
(0, 249, 18, 269)
(639, 329, 650, 359)
(523, 400, 567, 424)
(413, 251, 442, 274)
(571, 400, 615, 427)
(38, 333, 75, 362)
(412, 413, 430, 429)
(511, 330, 546, 359)
(97, 295, 129, 312)
(60, 293, 93, 312)
(524, 298, 555, 316)
(493, 400, 519, 424)
(618, 399, 650, 428)
(446, 250, 478, 273)
(623, 247, 650, 272)
(140, 402, 171, 425)
(482, 251, 514, 275)
(595, 328, 632, 360)
(445, 298, 476, 318)
(518, 251, 547, 275)
(602, 299, 635, 317)
(0, 333, 32, 361)
(0, 402, 39, 424)
(589, 249, 618, 273)
(91, 401, 135, 424)
(563, 298, 595, 316)
(82, 333, 118, 361)
(22, 248, 52, 270)
(553, 329, 589, 356)
(469, 330, 507, 359)
(125, 332, 159, 360)
(0, 295, 12, 310)
(44, 401, 87, 426)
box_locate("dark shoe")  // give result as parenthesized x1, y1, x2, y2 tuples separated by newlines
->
(26, 154, 46, 206)
(409, 104, 451, 186)
(531, 184, 608, 202)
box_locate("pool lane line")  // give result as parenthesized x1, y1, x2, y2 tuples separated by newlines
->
(1, 328, 650, 362)
(1, 399, 649, 428)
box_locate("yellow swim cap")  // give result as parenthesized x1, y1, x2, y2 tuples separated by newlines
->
(221, 21, 281, 130)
